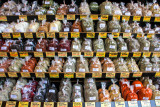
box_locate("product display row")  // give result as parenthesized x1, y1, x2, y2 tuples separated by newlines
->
(0, 78, 160, 102)
(0, 56, 159, 73)
(0, 19, 160, 33)
(1, 0, 160, 16)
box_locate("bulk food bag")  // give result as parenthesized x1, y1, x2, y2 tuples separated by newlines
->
(76, 55, 89, 73)
(105, 34, 117, 52)
(79, 0, 91, 15)
(71, 19, 82, 32)
(82, 17, 94, 32)
(93, 36, 105, 52)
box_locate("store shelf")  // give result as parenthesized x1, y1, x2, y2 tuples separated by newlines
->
(1, 100, 159, 107)
(1, 51, 159, 58)
(0, 32, 158, 39)
(0, 15, 160, 22)
(0, 72, 159, 78)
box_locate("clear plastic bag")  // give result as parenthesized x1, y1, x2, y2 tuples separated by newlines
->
(93, 36, 105, 52)
(81, 39, 92, 52)
(105, 35, 117, 52)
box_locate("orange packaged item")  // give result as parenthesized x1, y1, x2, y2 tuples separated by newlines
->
(121, 81, 130, 95)
(90, 57, 102, 72)
(38, 20, 49, 32)
(57, 2, 68, 15)
(119, 79, 129, 87)
(21, 57, 36, 72)
(126, 85, 138, 101)
(71, 19, 82, 32)
(132, 80, 143, 93)
(138, 85, 152, 100)
(48, 61, 61, 73)
(102, 58, 115, 72)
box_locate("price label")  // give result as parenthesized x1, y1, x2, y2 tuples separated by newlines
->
(38, 15, 46, 20)
(99, 32, 107, 38)
(10, 52, 18, 57)
(59, 32, 68, 38)
(36, 32, 45, 38)
(44, 102, 54, 107)
(122, 16, 130, 21)
(8, 72, 18, 78)
(96, 52, 105, 57)
(35, 73, 45, 78)
(13, 33, 21, 38)
(152, 52, 160, 57)
(133, 16, 141, 21)
(0, 52, 7, 57)
(58, 52, 67, 57)
(0, 16, 7, 21)
(137, 33, 143, 38)
(101, 102, 111, 107)
(155, 100, 160, 106)
(101, 15, 108, 21)
(115, 102, 125, 107)
(113, 15, 120, 20)
(0, 72, 6, 77)
(64, 73, 74, 78)
(155, 17, 160, 22)
(73, 102, 82, 107)
(155, 72, 160, 77)
(90, 15, 98, 20)
(143, 52, 151, 57)
(72, 52, 81, 57)
(80, 15, 87, 20)
(71, 32, 80, 38)
(106, 73, 115, 78)
(21, 72, 31, 78)
(34, 52, 43, 57)
(120, 52, 129, 57)
(49, 73, 59, 78)
(0, 101, 2, 107)
(19, 52, 28, 57)
(86, 33, 95, 38)
(18, 102, 29, 107)
(19, 15, 27, 21)
(6, 101, 16, 107)
(123, 33, 131, 38)
(24, 33, 33, 38)
(92, 73, 102, 78)
(85, 102, 95, 107)
(67, 15, 75, 20)
(120, 73, 130, 78)
(57, 102, 67, 107)
(147, 34, 154, 38)
(76, 73, 85, 78)
(46, 52, 55, 57)
(143, 16, 151, 22)
(47, 32, 55, 38)
(133, 72, 142, 77)
(2, 33, 11, 38)
(141, 100, 151, 107)
(56, 15, 64, 20)
(109, 52, 118, 57)
(84, 52, 93, 57)
(31, 102, 41, 107)
(133, 52, 141, 57)
(112, 33, 119, 38)
(128, 101, 138, 107)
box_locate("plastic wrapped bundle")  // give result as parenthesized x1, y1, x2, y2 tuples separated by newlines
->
(121, 20, 132, 33)
(108, 19, 121, 32)
(45, 84, 58, 102)
(71, 38, 81, 52)
(68, 0, 78, 14)
(116, 36, 128, 52)
(71, 19, 82, 32)
(105, 35, 117, 52)
(79, 0, 91, 15)
(90, 57, 102, 72)
(90, 2, 99, 13)
(93, 36, 105, 52)
(76, 55, 89, 73)
(63, 57, 76, 73)
(81, 39, 92, 52)
(49, 20, 62, 32)
(138, 36, 150, 52)
(96, 18, 107, 32)
(100, 0, 112, 15)
(101, 57, 115, 72)
(82, 17, 94, 32)
(126, 36, 140, 52)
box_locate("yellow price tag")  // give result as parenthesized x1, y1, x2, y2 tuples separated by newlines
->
(56, 15, 64, 20)
(35, 73, 45, 78)
(49, 73, 59, 78)
(155, 72, 160, 77)
(0, 101, 2, 107)
(57, 102, 68, 107)
(2, 33, 11, 38)
(115, 102, 125, 107)
(133, 72, 142, 77)
(84, 52, 93, 57)
(106, 73, 115, 78)
(0, 52, 8, 57)
(21, 72, 31, 78)
(92, 73, 102, 78)
(113, 15, 120, 20)
(143, 16, 151, 22)
(72, 52, 81, 57)
(18, 102, 29, 107)
(71, 32, 80, 38)
(123, 33, 131, 38)
(58, 52, 67, 57)
(6, 101, 16, 107)
(44, 102, 54, 107)
(34, 52, 43, 57)
(133, 16, 141, 21)
(67, 15, 75, 20)
(73, 102, 82, 107)
(155, 17, 160, 22)
(128, 101, 138, 107)
(36, 32, 45, 38)
(155, 100, 160, 106)
(19, 52, 28, 57)
(120, 52, 129, 57)
(147, 34, 154, 38)
(101, 102, 111, 107)
(31, 102, 41, 107)
(86, 33, 95, 38)
(13, 33, 21, 38)
(137, 33, 143, 38)
(59, 32, 68, 38)
(46, 52, 55, 57)
(101, 15, 108, 21)
(24, 33, 33, 38)
(0, 16, 7, 21)
(122, 16, 130, 21)
(152, 52, 160, 57)
(76, 73, 85, 78)
(133, 52, 141, 57)
(38, 15, 46, 20)
(64, 73, 74, 78)
(109, 52, 118, 57)
(112, 33, 120, 38)
(143, 52, 151, 57)
(47, 32, 55, 38)
(80, 15, 87, 20)
(85, 102, 95, 107)
(120, 73, 130, 78)
(19, 15, 27, 21)
(141, 100, 151, 107)
(10, 52, 18, 57)
(0, 72, 6, 77)
(99, 32, 107, 38)
(90, 15, 98, 20)
(96, 52, 105, 57)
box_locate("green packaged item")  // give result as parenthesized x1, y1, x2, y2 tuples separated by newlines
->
(100, 0, 112, 15)
(42, 0, 53, 8)
(105, 34, 117, 52)
(108, 20, 121, 32)
(93, 36, 105, 52)
(126, 36, 140, 52)
(96, 19, 107, 32)
(82, 17, 94, 32)
(121, 20, 132, 33)
(90, 2, 99, 13)
(149, 36, 160, 52)
(138, 36, 150, 52)
(116, 36, 128, 52)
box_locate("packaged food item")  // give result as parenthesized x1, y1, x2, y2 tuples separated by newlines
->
(152, 57, 160, 72)
(24, 39, 35, 51)
(68, 0, 78, 14)
(71, 19, 82, 32)
(82, 17, 94, 32)
(10, 39, 23, 52)
(108, 19, 121, 32)
(90, 2, 99, 13)
(121, 20, 132, 33)
(100, 0, 112, 15)
(114, 58, 129, 72)
(112, 3, 122, 15)
(132, 80, 143, 93)
(105, 35, 117, 52)
(138, 36, 150, 52)
(14, 20, 29, 32)
(0, 40, 13, 52)
(96, 18, 107, 32)
(116, 36, 128, 52)
(71, 38, 81, 52)
(79, 0, 91, 15)
(58, 38, 71, 51)
(35, 38, 48, 52)
(138, 85, 152, 100)
(126, 58, 140, 72)
(63, 57, 76, 73)
(34, 58, 49, 72)
(139, 57, 152, 72)
(151, 85, 160, 100)
(61, 18, 71, 32)
(126, 85, 138, 101)
(35, 7, 47, 15)
(81, 39, 92, 52)
(101, 57, 115, 72)
(38, 20, 49, 32)
(28, 19, 39, 32)
(45, 84, 58, 102)
(126, 36, 140, 52)
(76, 55, 89, 73)
(149, 36, 160, 52)
(47, 38, 59, 51)
(90, 57, 102, 72)
(0, 58, 12, 72)
(57, 1, 68, 15)
(49, 20, 62, 32)
(42, 0, 53, 8)
(9, 58, 23, 72)
(93, 36, 105, 52)
(132, 22, 143, 34)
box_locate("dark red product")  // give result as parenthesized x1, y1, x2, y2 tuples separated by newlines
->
(47, 39, 59, 51)
(0, 40, 12, 52)
(58, 38, 71, 51)
(35, 39, 48, 52)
